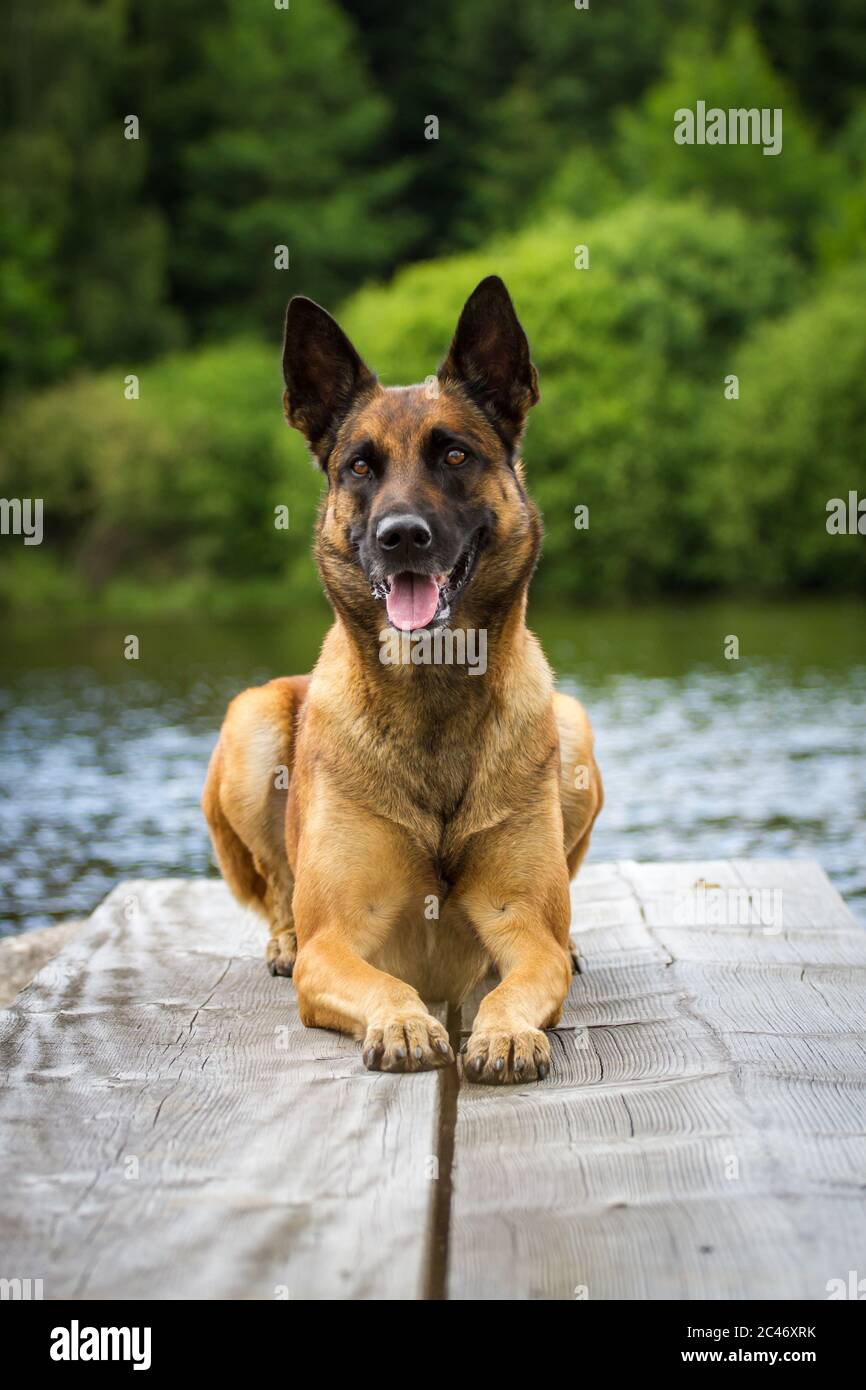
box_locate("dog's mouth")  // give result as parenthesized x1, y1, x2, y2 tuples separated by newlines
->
(370, 531, 482, 631)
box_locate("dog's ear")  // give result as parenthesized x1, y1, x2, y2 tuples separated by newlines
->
(438, 276, 539, 444)
(282, 297, 377, 457)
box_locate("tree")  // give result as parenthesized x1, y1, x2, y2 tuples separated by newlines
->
(0, 0, 179, 390)
(615, 24, 842, 254)
(167, 0, 416, 338)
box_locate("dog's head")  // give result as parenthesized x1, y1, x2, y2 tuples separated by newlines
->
(282, 277, 541, 637)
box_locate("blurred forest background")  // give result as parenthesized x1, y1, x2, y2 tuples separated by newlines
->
(2, 0, 865, 613)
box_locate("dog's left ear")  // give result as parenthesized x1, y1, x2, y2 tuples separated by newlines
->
(438, 276, 539, 444)
(282, 296, 377, 458)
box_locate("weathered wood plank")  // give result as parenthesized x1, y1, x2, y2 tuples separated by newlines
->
(0, 880, 444, 1300)
(448, 859, 866, 1300)
(4, 860, 864, 1301)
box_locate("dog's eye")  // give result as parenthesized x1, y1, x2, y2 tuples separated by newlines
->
(350, 459, 370, 477)
(445, 448, 467, 467)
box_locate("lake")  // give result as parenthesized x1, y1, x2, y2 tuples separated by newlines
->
(1, 597, 864, 934)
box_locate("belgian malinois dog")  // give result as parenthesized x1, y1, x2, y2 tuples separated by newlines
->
(203, 277, 602, 1082)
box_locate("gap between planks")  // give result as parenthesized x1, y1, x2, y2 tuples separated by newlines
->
(422, 1002, 462, 1300)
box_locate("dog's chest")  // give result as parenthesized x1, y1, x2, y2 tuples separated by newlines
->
(352, 713, 500, 841)
(372, 887, 492, 1004)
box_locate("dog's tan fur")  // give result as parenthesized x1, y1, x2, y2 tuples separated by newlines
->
(203, 279, 602, 1082)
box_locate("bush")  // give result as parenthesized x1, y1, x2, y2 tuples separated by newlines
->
(6, 197, 863, 615)
(342, 196, 799, 600)
(615, 25, 843, 257)
(0, 341, 323, 614)
(695, 263, 866, 592)
(814, 105, 866, 269)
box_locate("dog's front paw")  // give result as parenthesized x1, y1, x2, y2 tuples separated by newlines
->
(463, 1026, 550, 1084)
(362, 1013, 454, 1073)
(265, 930, 297, 978)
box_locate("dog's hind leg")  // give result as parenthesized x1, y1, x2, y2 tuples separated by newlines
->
(202, 675, 309, 976)
(553, 690, 603, 971)
(554, 690, 603, 878)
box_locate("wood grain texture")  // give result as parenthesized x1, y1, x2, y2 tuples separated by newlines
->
(449, 859, 866, 1300)
(0, 881, 444, 1300)
(3, 861, 864, 1301)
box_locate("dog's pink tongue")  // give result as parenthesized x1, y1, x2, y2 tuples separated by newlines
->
(386, 573, 440, 631)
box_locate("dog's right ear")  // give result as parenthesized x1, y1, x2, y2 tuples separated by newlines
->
(282, 297, 377, 458)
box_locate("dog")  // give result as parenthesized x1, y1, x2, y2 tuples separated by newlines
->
(202, 276, 602, 1082)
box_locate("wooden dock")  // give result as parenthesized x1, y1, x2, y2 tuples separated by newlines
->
(2, 860, 865, 1301)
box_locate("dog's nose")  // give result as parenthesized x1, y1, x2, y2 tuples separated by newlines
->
(375, 513, 432, 561)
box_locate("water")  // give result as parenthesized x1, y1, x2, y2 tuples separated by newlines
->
(1, 598, 864, 934)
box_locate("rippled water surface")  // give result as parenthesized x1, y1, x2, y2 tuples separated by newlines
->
(1, 599, 864, 933)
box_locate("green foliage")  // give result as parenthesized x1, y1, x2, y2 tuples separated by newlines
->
(0, 342, 323, 613)
(696, 263, 866, 591)
(360, 0, 723, 253)
(530, 151, 626, 226)
(342, 198, 800, 600)
(0, 0, 414, 391)
(4, 1, 866, 390)
(166, 0, 416, 337)
(0, 0, 181, 388)
(1, 3, 865, 609)
(616, 25, 842, 253)
(5, 196, 826, 614)
(739, 0, 866, 130)
(341, 1, 866, 254)
(814, 104, 866, 267)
